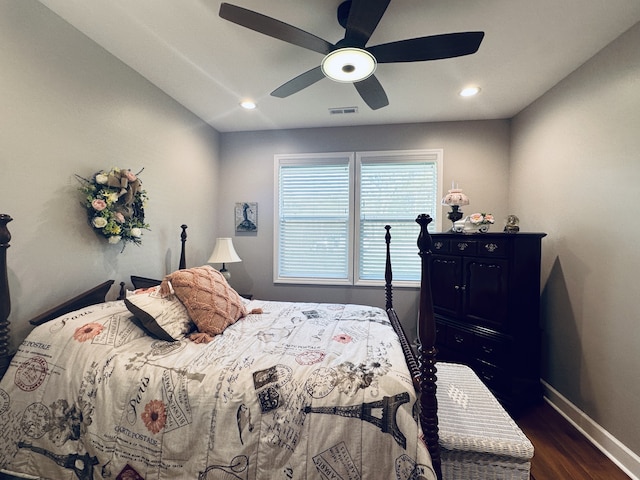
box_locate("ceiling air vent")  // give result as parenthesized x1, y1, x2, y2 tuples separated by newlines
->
(329, 106, 358, 115)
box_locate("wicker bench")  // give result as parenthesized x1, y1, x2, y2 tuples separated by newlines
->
(436, 363, 534, 480)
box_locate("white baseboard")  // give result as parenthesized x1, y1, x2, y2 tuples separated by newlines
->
(542, 380, 640, 480)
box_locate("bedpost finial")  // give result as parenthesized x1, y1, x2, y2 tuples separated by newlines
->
(415, 214, 433, 254)
(384, 225, 393, 310)
(179, 225, 188, 270)
(0, 214, 13, 246)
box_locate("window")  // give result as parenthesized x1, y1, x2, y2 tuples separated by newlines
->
(275, 149, 442, 286)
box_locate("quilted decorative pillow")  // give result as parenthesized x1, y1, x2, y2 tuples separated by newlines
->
(124, 286, 194, 341)
(160, 265, 248, 341)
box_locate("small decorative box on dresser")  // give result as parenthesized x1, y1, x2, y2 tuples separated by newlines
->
(429, 231, 546, 414)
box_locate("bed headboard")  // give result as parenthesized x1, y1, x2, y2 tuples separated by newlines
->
(125, 224, 188, 296)
(0, 214, 13, 378)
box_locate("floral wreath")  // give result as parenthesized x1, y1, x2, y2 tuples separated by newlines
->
(76, 167, 149, 250)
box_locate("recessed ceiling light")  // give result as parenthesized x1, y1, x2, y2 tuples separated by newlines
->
(459, 86, 481, 97)
(240, 100, 256, 109)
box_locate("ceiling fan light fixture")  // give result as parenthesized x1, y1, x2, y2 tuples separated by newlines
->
(321, 48, 376, 83)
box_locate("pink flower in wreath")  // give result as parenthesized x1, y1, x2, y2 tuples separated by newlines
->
(124, 170, 137, 182)
(114, 212, 125, 223)
(91, 199, 107, 211)
(333, 333, 352, 344)
(142, 400, 167, 434)
(73, 322, 104, 342)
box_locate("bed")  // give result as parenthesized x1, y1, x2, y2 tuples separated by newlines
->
(0, 213, 533, 480)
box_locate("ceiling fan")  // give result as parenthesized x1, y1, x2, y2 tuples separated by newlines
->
(219, 0, 484, 110)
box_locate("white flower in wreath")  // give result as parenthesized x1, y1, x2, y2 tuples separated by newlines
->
(130, 228, 142, 238)
(92, 217, 108, 229)
(95, 173, 109, 185)
(108, 235, 122, 244)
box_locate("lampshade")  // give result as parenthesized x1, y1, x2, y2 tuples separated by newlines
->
(442, 188, 470, 207)
(208, 237, 242, 264)
(321, 47, 377, 83)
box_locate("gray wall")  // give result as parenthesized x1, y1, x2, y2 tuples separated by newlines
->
(510, 21, 640, 465)
(1, 1, 221, 349)
(219, 121, 510, 333)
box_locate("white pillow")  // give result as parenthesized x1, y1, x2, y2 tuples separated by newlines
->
(125, 286, 194, 341)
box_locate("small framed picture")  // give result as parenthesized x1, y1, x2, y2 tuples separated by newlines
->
(235, 202, 258, 232)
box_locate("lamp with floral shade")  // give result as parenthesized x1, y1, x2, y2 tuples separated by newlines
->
(442, 185, 470, 231)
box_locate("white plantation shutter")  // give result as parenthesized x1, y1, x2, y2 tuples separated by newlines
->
(357, 152, 440, 282)
(276, 153, 353, 283)
(275, 150, 441, 285)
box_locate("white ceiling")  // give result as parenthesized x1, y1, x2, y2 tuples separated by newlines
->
(38, 0, 640, 133)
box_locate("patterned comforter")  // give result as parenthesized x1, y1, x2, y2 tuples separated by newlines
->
(0, 299, 435, 479)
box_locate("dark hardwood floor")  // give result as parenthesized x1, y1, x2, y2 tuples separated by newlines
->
(516, 400, 631, 480)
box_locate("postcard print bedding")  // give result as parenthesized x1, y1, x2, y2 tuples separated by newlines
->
(0, 298, 435, 480)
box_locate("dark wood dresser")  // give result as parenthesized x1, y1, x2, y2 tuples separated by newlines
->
(429, 231, 546, 413)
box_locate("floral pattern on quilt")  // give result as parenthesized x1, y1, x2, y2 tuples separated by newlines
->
(0, 300, 435, 480)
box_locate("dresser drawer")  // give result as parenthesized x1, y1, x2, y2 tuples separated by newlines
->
(476, 239, 508, 258)
(446, 326, 473, 352)
(474, 335, 509, 365)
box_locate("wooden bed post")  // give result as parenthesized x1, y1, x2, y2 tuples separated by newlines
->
(384, 225, 394, 311)
(179, 224, 188, 270)
(415, 214, 442, 480)
(0, 214, 13, 378)
(385, 225, 421, 387)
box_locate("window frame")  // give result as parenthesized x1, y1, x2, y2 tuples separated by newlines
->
(274, 149, 443, 286)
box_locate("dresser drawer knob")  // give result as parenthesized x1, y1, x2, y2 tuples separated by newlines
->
(480, 372, 494, 382)
(484, 243, 499, 253)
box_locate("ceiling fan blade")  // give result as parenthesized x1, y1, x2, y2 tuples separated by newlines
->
(354, 75, 389, 110)
(368, 32, 485, 63)
(219, 3, 334, 55)
(344, 0, 391, 47)
(271, 66, 326, 98)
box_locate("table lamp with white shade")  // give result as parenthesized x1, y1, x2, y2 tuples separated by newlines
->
(207, 237, 241, 282)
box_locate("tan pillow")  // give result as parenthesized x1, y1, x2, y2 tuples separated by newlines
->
(160, 266, 247, 339)
(124, 286, 194, 341)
